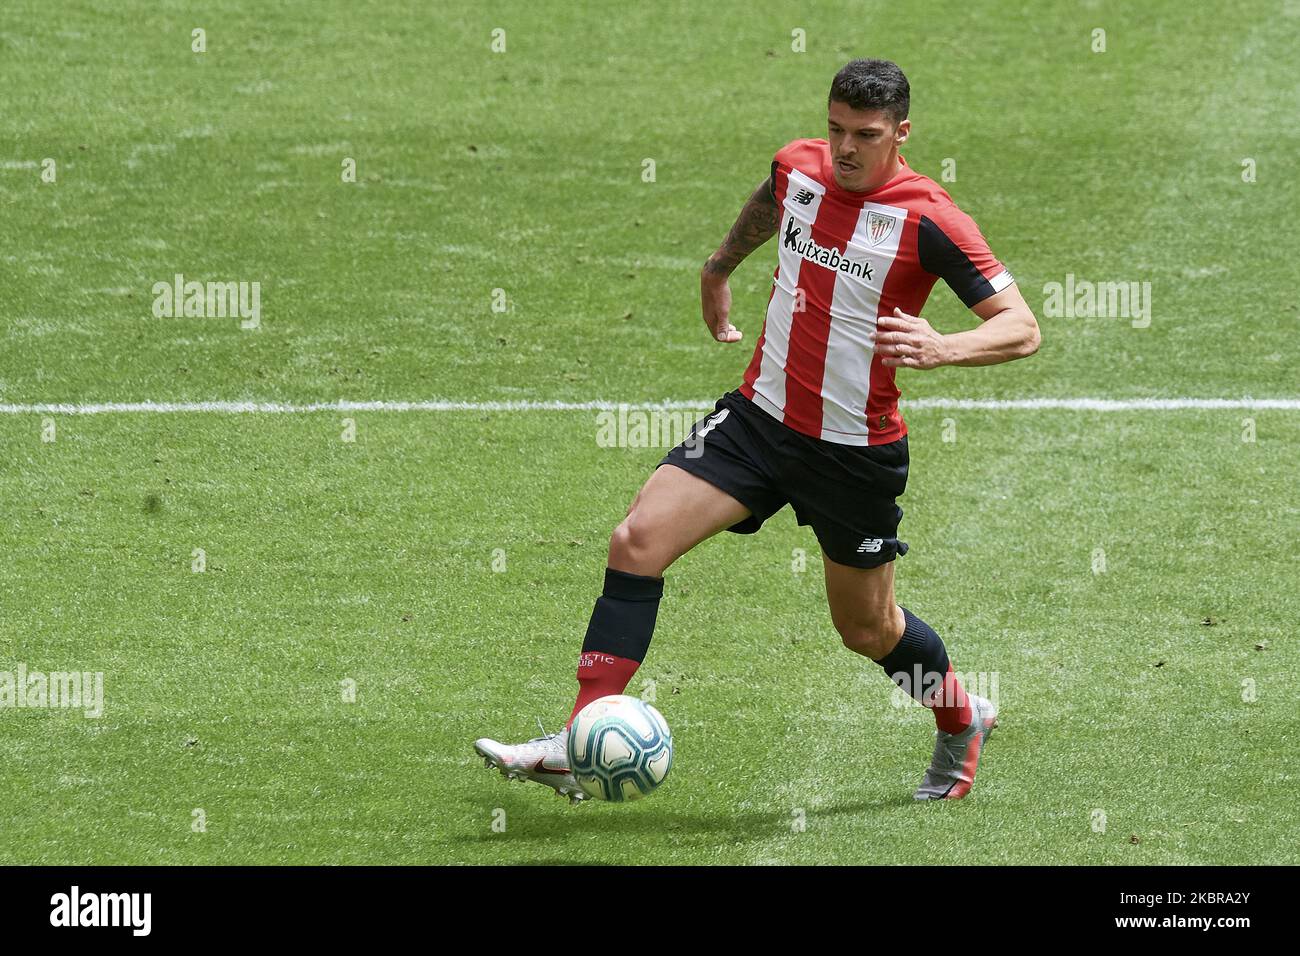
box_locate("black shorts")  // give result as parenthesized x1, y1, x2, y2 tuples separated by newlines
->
(659, 390, 909, 568)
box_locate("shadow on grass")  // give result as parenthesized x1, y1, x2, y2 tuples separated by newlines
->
(450, 792, 917, 847)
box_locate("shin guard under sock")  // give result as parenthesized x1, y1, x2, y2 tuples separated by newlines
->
(565, 567, 664, 727)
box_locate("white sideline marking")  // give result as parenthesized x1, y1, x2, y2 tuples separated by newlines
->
(0, 398, 1297, 415)
(907, 398, 1300, 411)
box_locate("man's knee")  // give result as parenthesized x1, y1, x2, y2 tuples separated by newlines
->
(834, 605, 904, 659)
(608, 508, 669, 577)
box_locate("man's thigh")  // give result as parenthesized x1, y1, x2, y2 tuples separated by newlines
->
(659, 392, 788, 535)
(609, 464, 753, 574)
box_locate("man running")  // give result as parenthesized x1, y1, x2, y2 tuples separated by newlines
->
(475, 58, 1040, 803)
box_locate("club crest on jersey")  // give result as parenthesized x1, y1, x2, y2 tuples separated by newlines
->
(866, 211, 896, 247)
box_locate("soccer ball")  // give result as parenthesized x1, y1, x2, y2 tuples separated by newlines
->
(567, 695, 673, 802)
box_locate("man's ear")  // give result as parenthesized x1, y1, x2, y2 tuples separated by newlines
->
(896, 119, 911, 145)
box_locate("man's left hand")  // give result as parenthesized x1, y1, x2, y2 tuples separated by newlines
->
(875, 308, 950, 369)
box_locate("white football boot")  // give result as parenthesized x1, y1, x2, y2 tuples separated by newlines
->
(474, 727, 588, 805)
(913, 693, 999, 800)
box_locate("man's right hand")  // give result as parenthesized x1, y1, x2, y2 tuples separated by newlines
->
(698, 175, 779, 344)
(701, 268, 743, 343)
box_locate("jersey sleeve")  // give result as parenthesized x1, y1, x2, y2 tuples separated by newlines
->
(916, 203, 1015, 308)
(769, 143, 798, 200)
(769, 141, 801, 202)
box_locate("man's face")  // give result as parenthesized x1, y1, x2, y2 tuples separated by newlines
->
(827, 100, 910, 192)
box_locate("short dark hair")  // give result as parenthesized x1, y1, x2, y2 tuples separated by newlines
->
(828, 59, 910, 124)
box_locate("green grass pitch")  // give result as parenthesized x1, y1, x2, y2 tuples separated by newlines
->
(1, 0, 1296, 864)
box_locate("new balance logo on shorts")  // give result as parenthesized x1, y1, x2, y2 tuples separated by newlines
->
(857, 538, 883, 554)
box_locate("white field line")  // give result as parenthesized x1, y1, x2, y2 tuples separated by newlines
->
(0, 398, 1298, 414)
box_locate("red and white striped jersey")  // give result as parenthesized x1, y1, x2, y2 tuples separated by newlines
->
(738, 138, 1014, 445)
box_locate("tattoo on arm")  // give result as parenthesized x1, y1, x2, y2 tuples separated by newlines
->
(703, 176, 780, 277)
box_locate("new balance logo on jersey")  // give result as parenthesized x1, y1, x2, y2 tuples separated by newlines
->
(857, 538, 883, 554)
(792, 188, 815, 205)
(783, 215, 874, 281)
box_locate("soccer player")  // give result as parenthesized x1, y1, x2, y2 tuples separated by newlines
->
(475, 59, 1040, 803)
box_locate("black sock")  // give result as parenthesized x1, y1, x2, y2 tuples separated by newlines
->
(580, 567, 664, 663)
(874, 606, 951, 704)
